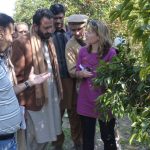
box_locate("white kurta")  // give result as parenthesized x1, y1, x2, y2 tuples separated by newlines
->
(27, 42, 61, 143)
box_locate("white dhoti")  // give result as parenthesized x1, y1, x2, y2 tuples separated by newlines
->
(26, 43, 62, 150)
(26, 81, 61, 149)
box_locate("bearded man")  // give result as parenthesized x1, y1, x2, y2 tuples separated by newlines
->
(12, 9, 63, 150)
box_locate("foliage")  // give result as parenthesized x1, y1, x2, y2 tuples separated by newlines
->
(95, 0, 150, 146)
(14, 0, 122, 33)
(95, 44, 150, 145)
(14, 0, 50, 25)
(109, 0, 150, 63)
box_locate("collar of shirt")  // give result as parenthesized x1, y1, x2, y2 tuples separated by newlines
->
(54, 25, 69, 33)
(54, 29, 65, 33)
(0, 50, 9, 59)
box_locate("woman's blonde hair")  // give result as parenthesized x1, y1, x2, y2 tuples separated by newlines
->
(87, 20, 112, 57)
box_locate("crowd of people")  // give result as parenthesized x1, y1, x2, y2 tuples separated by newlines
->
(0, 3, 117, 150)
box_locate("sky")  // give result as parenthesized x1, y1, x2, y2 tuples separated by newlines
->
(0, 0, 16, 17)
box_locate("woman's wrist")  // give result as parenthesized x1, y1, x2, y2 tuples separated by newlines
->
(78, 71, 85, 78)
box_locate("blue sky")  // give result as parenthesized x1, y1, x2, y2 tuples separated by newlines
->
(0, 0, 16, 16)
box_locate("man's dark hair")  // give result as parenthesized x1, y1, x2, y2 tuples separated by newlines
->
(33, 9, 53, 25)
(0, 13, 14, 28)
(50, 4, 66, 15)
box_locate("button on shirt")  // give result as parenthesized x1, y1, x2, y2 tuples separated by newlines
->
(0, 57, 21, 135)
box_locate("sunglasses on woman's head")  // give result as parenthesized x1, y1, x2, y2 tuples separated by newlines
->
(88, 20, 98, 29)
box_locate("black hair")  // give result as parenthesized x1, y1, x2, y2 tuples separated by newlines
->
(33, 9, 54, 25)
(50, 4, 66, 15)
(0, 13, 14, 28)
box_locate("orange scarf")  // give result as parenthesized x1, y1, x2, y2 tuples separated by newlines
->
(30, 26, 63, 106)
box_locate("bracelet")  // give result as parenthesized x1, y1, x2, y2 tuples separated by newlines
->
(24, 81, 30, 89)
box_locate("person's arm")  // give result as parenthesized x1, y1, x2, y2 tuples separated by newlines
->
(13, 82, 30, 95)
(14, 67, 50, 95)
(76, 70, 92, 78)
(65, 44, 77, 78)
(11, 39, 30, 101)
(75, 48, 92, 78)
(11, 39, 26, 83)
(11, 39, 50, 95)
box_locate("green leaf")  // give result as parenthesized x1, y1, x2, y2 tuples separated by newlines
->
(129, 133, 137, 144)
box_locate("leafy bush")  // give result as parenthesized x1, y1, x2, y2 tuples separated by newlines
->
(95, 0, 150, 146)
(95, 44, 150, 145)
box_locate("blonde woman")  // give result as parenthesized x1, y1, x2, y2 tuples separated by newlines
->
(76, 20, 117, 150)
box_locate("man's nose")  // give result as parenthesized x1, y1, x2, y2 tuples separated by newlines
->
(56, 19, 62, 23)
(22, 32, 27, 35)
(47, 28, 52, 33)
(75, 30, 80, 35)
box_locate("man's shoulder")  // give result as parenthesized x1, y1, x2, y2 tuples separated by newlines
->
(66, 37, 77, 48)
(13, 33, 31, 46)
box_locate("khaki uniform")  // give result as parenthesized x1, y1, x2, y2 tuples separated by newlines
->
(65, 37, 81, 77)
(63, 36, 83, 146)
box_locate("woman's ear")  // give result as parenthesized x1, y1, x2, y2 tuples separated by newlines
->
(0, 27, 5, 41)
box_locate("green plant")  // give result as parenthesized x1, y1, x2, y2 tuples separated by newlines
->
(95, 0, 150, 145)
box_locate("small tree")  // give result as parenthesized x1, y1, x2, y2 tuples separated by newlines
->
(95, 0, 150, 146)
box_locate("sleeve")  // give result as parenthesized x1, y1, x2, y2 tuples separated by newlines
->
(65, 43, 77, 78)
(11, 40, 26, 84)
(76, 48, 83, 71)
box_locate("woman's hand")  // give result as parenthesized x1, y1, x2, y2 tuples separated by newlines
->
(27, 67, 50, 87)
(78, 70, 93, 78)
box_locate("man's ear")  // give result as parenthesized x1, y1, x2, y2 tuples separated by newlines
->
(33, 24, 38, 32)
(0, 27, 5, 41)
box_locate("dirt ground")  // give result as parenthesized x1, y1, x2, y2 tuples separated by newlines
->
(47, 116, 149, 150)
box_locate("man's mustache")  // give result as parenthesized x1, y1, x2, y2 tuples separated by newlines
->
(45, 33, 52, 37)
